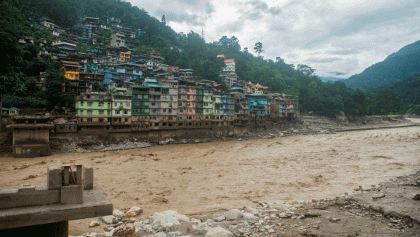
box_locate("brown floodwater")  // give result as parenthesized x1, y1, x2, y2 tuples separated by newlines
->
(1, 123, 419, 235)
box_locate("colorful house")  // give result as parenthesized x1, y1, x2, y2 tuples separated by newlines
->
(248, 94, 268, 115)
(186, 83, 196, 119)
(76, 92, 111, 130)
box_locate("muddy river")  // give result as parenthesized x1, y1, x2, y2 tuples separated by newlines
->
(1, 123, 419, 235)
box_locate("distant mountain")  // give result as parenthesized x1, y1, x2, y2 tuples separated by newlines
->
(343, 40, 420, 91)
(319, 77, 345, 83)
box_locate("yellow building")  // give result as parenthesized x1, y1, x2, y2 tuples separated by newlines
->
(64, 71, 80, 80)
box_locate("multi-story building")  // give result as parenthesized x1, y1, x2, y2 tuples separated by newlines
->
(76, 92, 111, 130)
(78, 72, 105, 94)
(145, 78, 161, 117)
(119, 51, 131, 63)
(157, 74, 178, 118)
(223, 59, 235, 74)
(212, 91, 222, 115)
(203, 85, 213, 115)
(226, 93, 236, 116)
(186, 83, 196, 119)
(178, 69, 194, 82)
(131, 85, 150, 131)
(110, 88, 132, 132)
(195, 83, 205, 115)
(131, 86, 149, 116)
(248, 94, 268, 115)
(220, 93, 228, 116)
(177, 80, 188, 120)
(110, 33, 125, 47)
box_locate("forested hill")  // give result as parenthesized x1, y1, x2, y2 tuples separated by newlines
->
(319, 77, 345, 83)
(1, 0, 377, 117)
(343, 40, 420, 91)
(19, 0, 320, 96)
(381, 74, 420, 114)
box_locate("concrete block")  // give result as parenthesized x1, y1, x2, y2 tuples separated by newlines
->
(47, 166, 62, 190)
(18, 185, 35, 193)
(0, 186, 59, 209)
(76, 165, 83, 185)
(63, 166, 70, 186)
(60, 185, 83, 205)
(83, 166, 93, 190)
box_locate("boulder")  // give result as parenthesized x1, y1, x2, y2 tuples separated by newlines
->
(225, 209, 242, 220)
(151, 210, 189, 227)
(127, 206, 143, 217)
(205, 227, 233, 237)
(100, 215, 116, 224)
(242, 213, 258, 220)
(155, 232, 167, 237)
(112, 224, 135, 237)
(89, 221, 100, 228)
(113, 209, 125, 217)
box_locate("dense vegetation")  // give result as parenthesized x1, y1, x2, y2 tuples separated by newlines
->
(344, 40, 420, 92)
(1, 0, 412, 118)
(380, 75, 420, 114)
(0, 0, 75, 111)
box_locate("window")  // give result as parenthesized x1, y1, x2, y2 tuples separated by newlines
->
(87, 118, 92, 122)
(144, 95, 148, 99)
(87, 102, 92, 107)
(124, 110, 128, 114)
(99, 102, 104, 107)
(116, 110, 120, 114)
(163, 109, 166, 112)
(80, 102, 84, 106)
(99, 110, 104, 115)
(125, 118, 129, 122)
(114, 102, 118, 106)
(126, 103, 130, 107)
(87, 110, 92, 115)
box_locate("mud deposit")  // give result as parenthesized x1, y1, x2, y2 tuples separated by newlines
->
(0, 119, 419, 235)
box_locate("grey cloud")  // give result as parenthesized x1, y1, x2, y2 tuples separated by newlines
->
(305, 3, 420, 47)
(326, 48, 360, 55)
(158, 10, 204, 26)
(239, 0, 282, 21)
(134, 0, 215, 26)
(306, 57, 341, 63)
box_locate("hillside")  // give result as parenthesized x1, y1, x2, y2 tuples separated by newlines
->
(382, 74, 420, 113)
(344, 40, 420, 91)
(319, 77, 345, 83)
(0, 0, 374, 118)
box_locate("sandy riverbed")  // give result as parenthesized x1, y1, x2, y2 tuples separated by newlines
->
(1, 121, 419, 235)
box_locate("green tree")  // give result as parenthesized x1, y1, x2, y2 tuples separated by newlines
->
(368, 90, 405, 115)
(161, 15, 166, 25)
(254, 42, 263, 57)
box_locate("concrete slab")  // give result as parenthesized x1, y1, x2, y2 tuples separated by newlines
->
(0, 181, 113, 230)
(60, 185, 83, 205)
(83, 166, 93, 190)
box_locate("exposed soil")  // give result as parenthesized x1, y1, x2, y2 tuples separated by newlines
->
(0, 116, 419, 236)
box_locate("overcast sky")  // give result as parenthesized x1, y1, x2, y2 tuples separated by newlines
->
(127, 0, 420, 78)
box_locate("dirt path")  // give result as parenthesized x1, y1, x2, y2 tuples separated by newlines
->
(1, 123, 419, 235)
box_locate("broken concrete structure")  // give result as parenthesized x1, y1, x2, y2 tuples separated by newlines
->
(0, 165, 112, 236)
(6, 115, 55, 158)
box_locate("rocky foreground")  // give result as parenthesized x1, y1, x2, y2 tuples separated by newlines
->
(73, 171, 420, 237)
